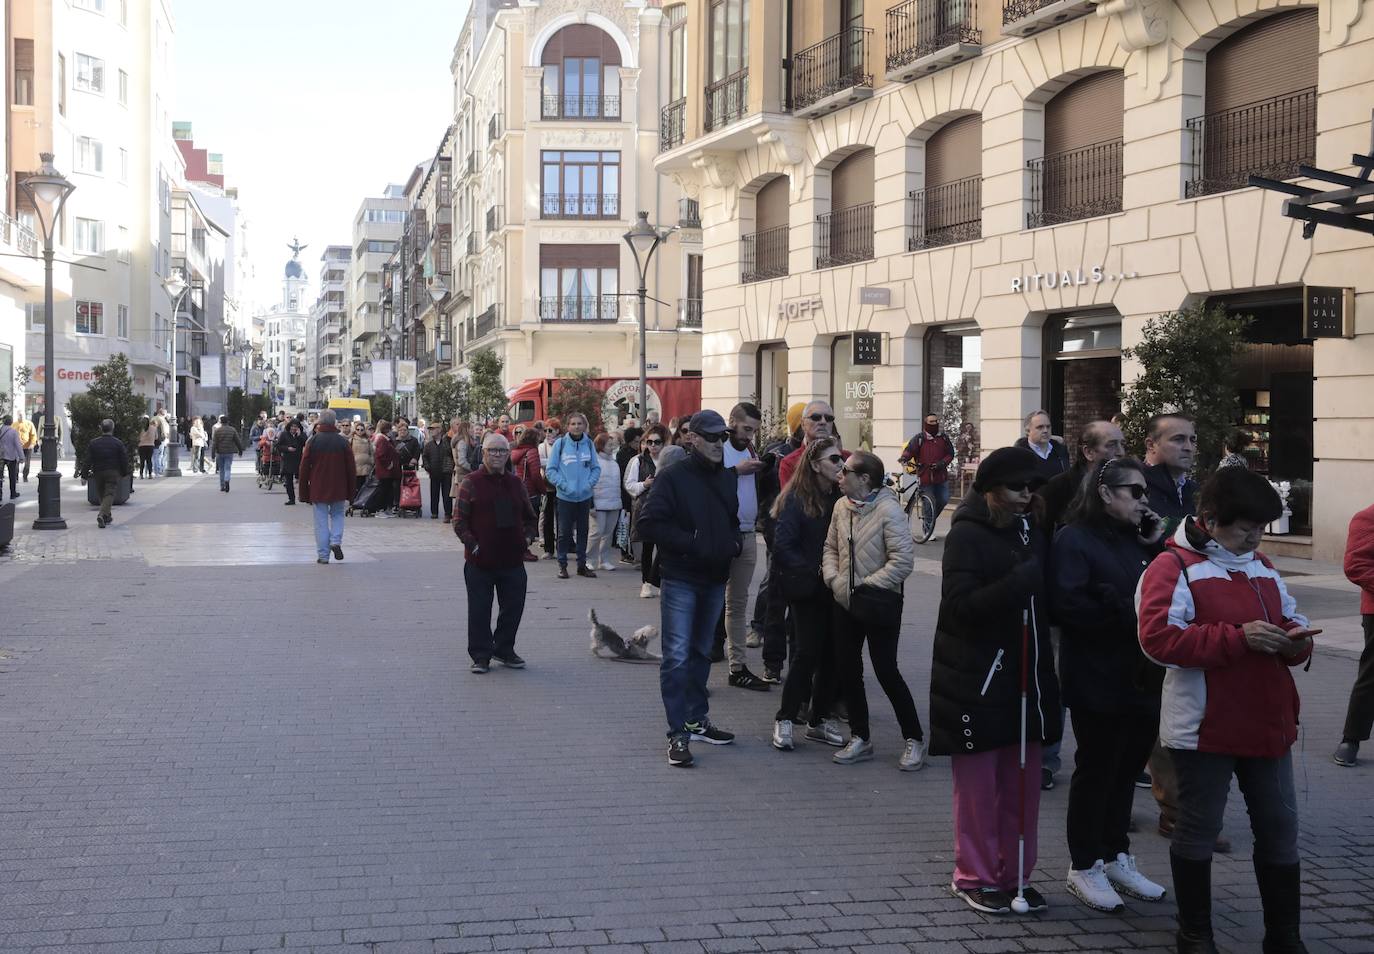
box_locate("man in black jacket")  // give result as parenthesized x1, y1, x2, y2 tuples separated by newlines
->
(1142, 413, 1198, 539)
(637, 409, 742, 767)
(1037, 420, 1126, 530)
(87, 419, 130, 528)
(1014, 409, 1071, 483)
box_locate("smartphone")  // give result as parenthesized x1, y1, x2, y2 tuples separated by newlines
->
(1139, 513, 1159, 537)
(1289, 627, 1322, 639)
(759, 452, 776, 468)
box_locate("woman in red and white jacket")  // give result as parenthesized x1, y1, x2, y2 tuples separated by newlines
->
(1136, 467, 1316, 954)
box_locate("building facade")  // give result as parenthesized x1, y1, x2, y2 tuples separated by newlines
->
(345, 187, 406, 396)
(451, 0, 703, 402)
(170, 186, 230, 417)
(311, 245, 350, 404)
(654, 0, 1373, 560)
(255, 246, 309, 412)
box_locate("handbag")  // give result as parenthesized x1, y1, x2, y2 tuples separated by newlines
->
(847, 510, 904, 627)
(615, 509, 630, 550)
(778, 564, 822, 602)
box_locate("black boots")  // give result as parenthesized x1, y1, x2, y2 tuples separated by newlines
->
(1170, 852, 1219, 954)
(1255, 861, 1307, 953)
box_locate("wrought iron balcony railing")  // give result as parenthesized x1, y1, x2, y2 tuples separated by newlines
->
(1185, 88, 1316, 198)
(538, 295, 621, 323)
(908, 176, 982, 251)
(470, 304, 503, 341)
(541, 95, 621, 120)
(886, 0, 981, 74)
(678, 298, 703, 329)
(816, 202, 874, 268)
(540, 193, 621, 220)
(792, 28, 873, 113)
(485, 205, 504, 237)
(488, 113, 504, 143)
(740, 225, 789, 283)
(1026, 139, 1123, 229)
(1002, 0, 1090, 31)
(660, 98, 687, 152)
(679, 198, 701, 227)
(705, 70, 749, 132)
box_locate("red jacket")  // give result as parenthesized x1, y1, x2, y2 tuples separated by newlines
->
(898, 429, 955, 486)
(510, 445, 546, 496)
(1345, 504, 1374, 615)
(778, 443, 850, 489)
(454, 467, 538, 569)
(1137, 520, 1312, 759)
(372, 433, 399, 478)
(298, 424, 357, 504)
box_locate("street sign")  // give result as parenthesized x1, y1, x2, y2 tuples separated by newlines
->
(1303, 286, 1355, 338)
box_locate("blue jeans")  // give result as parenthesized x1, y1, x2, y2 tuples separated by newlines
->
(312, 500, 346, 559)
(556, 497, 591, 567)
(154, 442, 167, 475)
(216, 453, 235, 487)
(924, 480, 951, 523)
(659, 577, 726, 738)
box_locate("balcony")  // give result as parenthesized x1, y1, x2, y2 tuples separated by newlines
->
(541, 95, 621, 121)
(886, 0, 981, 82)
(679, 198, 701, 228)
(0, 212, 39, 257)
(463, 152, 477, 178)
(740, 225, 789, 283)
(705, 70, 749, 132)
(660, 98, 686, 152)
(678, 298, 703, 329)
(488, 113, 504, 145)
(908, 176, 982, 250)
(538, 295, 621, 323)
(469, 304, 505, 341)
(1001, 0, 1094, 37)
(1185, 88, 1316, 199)
(465, 232, 478, 256)
(485, 205, 504, 240)
(1027, 139, 1123, 228)
(792, 28, 874, 119)
(816, 202, 874, 268)
(540, 193, 621, 220)
(419, 342, 454, 372)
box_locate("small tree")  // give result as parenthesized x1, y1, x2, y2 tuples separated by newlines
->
(417, 373, 469, 425)
(369, 392, 396, 424)
(67, 353, 147, 477)
(467, 349, 507, 422)
(548, 370, 609, 429)
(1120, 302, 1250, 474)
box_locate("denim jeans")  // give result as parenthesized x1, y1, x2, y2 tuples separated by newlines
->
(312, 500, 346, 559)
(1168, 748, 1298, 864)
(464, 562, 527, 663)
(153, 442, 167, 475)
(216, 452, 235, 487)
(659, 577, 726, 738)
(924, 480, 951, 524)
(556, 497, 591, 567)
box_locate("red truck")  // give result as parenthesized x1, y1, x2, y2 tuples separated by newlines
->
(506, 376, 703, 427)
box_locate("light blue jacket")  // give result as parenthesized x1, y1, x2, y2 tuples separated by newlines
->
(546, 433, 600, 503)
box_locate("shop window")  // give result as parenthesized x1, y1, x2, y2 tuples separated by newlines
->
(755, 343, 789, 424)
(924, 323, 983, 488)
(1043, 311, 1122, 451)
(831, 336, 874, 453)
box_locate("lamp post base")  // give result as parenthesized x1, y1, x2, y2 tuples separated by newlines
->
(32, 469, 66, 530)
(165, 434, 182, 476)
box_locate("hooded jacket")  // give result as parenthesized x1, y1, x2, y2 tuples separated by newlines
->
(929, 493, 1062, 757)
(545, 433, 600, 503)
(351, 431, 374, 476)
(1137, 519, 1311, 759)
(821, 487, 915, 609)
(635, 448, 741, 585)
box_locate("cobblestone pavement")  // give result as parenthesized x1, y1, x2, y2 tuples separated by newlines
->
(1, 462, 1372, 954)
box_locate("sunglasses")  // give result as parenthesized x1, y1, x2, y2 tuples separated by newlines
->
(841, 467, 867, 478)
(695, 431, 728, 443)
(808, 413, 836, 423)
(823, 453, 844, 464)
(643, 438, 663, 446)
(1111, 484, 1148, 500)
(1000, 481, 1031, 493)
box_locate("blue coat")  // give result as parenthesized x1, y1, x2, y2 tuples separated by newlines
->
(545, 433, 600, 503)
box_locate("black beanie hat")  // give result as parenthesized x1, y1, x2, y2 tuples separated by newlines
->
(973, 446, 1041, 493)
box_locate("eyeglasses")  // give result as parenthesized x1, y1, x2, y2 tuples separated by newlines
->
(841, 467, 867, 478)
(808, 413, 836, 423)
(823, 454, 844, 464)
(484, 448, 510, 455)
(695, 431, 728, 443)
(643, 438, 663, 446)
(1111, 484, 1148, 500)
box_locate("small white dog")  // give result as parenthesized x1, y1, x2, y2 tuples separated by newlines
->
(589, 609, 661, 662)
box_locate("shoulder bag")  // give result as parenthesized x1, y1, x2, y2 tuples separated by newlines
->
(847, 509, 904, 627)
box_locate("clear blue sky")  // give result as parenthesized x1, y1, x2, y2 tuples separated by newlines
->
(174, 0, 465, 314)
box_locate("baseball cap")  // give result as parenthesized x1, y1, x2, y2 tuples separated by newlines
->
(687, 409, 728, 436)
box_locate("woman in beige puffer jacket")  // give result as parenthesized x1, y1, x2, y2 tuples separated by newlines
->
(349, 421, 374, 492)
(822, 449, 923, 770)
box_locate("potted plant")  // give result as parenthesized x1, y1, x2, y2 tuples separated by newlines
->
(68, 353, 145, 506)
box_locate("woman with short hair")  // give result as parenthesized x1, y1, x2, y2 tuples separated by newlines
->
(625, 423, 669, 598)
(588, 432, 623, 571)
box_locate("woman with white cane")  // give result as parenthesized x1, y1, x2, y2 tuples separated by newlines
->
(931, 446, 1062, 914)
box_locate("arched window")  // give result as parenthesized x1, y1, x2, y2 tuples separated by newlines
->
(541, 25, 622, 120)
(1028, 70, 1124, 228)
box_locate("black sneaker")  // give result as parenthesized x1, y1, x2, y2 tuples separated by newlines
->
(493, 652, 526, 669)
(950, 883, 1012, 914)
(331, 545, 344, 561)
(1015, 886, 1048, 913)
(470, 659, 490, 674)
(1041, 768, 1055, 791)
(728, 667, 771, 692)
(1136, 770, 1153, 788)
(685, 720, 734, 745)
(96, 515, 106, 528)
(668, 737, 693, 767)
(577, 564, 597, 578)
(557, 565, 570, 579)
(1334, 740, 1359, 767)
(761, 667, 782, 684)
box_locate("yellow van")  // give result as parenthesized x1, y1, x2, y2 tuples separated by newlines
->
(327, 398, 372, 424)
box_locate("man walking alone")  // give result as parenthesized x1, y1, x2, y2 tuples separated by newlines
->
(212, 415, 244, 491)
(298, 410, 356, 565)
(87, 419, 130, 528)
(454, 433, 537, 673)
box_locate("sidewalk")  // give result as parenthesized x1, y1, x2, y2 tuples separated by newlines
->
(0, 472, 1370, 954)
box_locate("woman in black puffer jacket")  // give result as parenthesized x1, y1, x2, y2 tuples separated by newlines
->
(277, 419, 306, 505)
(932, 446, 1062, 916)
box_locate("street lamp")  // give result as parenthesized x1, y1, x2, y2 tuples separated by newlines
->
(161, 269, 190, 476)
(19, 153, 75, 531)
(623, 211, 673, 426)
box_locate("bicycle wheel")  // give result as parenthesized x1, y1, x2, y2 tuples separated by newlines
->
(908, 491, 937, 544)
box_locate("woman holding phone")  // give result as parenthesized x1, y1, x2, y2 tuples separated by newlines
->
(1137, 466, 1317, 954)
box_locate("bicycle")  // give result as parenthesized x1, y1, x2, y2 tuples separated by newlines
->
(885, 469, 939, 544)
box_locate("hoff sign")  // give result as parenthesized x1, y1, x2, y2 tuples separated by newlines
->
(777, 297, 822, 320)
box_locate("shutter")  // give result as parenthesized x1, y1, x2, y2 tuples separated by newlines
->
(542, 25, 622, 65)
(925, 114, 982, 188)
(539, 244, 619, 268)
(1045, 71, 1124, 156)
(831, 148, 875, 211)
(756, 176, 790, 232)
(1206, 9, 1317, 115)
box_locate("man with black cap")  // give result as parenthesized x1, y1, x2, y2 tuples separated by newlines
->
(637, 409, 743, 767)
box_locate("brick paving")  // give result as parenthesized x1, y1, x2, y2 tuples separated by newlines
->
(1, 462, 1372, 953)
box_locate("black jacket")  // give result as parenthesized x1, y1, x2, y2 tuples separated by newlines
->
(277, 429, 305, 477)
(1014, 436, 1071, 483)
(394, 433, 422, 470)
(636, 449, 742, 585)
(929, 494, 1062, 757)
(616, 444, 637, 512)
(757, 435, 801, 539)
(1037, 460, 1088, 530)
(1051, 519, 1160, 714)
(422, 435, 454, 474)
(87, 434, 130, 477)
(771, 488, 840, 600)
(1143, 463, 1197, 535)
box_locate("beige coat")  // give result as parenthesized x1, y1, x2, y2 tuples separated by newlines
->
(350, 432, 374, 477)
(822, 487, 915, 609)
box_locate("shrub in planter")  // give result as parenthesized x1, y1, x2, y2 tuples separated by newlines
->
(68, 353, 145, 505)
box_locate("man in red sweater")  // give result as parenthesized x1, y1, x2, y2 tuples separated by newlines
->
(777, 400, 848, 488)
(1334, 502, 1374, 766)
(454, 433, 538, 674)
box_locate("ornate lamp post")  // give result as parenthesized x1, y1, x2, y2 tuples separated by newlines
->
(161, 270, 190, 476)
(19, 153, 75, 531)
(622, 211, 673, 425)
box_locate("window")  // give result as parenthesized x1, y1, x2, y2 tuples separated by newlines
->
(117, 225, 129, 262)
(117, 304, 129, 339)
(119, 0, 128, 26)
(57, 54, 66, 116)
(540, 151, 620, 218)
(709, 0, 749, 82)
(540, 25, 621, 119)
(118, 69, 128, 105)
(119, 148, 128, 182)
(74, 137, 104, 174)
(75, 300, 103, 336)
(14, 38, 34, 106)
(538, 245, 620, 322)
(74, 0, 105, 10)
(74, 217, 104, 254)
(25, 302, 45, 331)
(668, 6, 687, 102)
(74, 53, 105, 93)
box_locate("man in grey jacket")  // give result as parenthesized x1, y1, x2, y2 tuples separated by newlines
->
(0, 416, 23, 499)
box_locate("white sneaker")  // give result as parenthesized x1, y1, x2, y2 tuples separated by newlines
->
(771, 720, 794, 751)
(1103, 852, 1167, 901)
(1065, 861, 1125, 912)
(899, 738, 927, 771)
(832, 737, 874, 764)
(804, 719, 845, 747)
(599, 561, 616, 571)
(640, 583, 656, 599)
